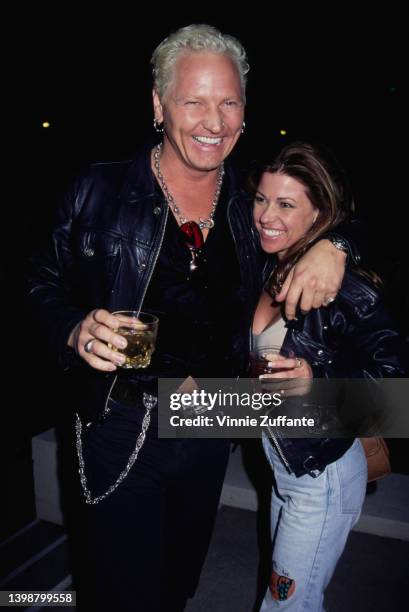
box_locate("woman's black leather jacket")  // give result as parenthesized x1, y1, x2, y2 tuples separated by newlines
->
(259, 267, 408, 477)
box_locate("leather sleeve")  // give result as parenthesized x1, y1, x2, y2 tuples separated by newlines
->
(325, 273, 408, 379)
(26, 175, 87, 370)
(321, 217, 368, 265)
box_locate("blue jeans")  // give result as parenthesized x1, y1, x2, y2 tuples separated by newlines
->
(260, 436, 367, 611)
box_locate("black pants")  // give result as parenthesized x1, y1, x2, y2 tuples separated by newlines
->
(76, 398, 230, 612)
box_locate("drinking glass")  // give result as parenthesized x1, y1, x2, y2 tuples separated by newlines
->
(250, 345, 295, 378)
(110, 311, 158, 369)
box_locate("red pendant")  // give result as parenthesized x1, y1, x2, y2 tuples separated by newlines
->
(179, 221, 204, 250)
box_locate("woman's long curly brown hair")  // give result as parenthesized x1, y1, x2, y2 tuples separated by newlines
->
(249, 141, 356, 297)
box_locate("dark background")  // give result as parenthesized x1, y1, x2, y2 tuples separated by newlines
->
(19, 11, 408, 277)
(3, 9, 408, 535)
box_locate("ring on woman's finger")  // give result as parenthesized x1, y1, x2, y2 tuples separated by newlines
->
(295, 357, 302, 369)
(323, 296, 335, 306)
(84, 339, 95, 354)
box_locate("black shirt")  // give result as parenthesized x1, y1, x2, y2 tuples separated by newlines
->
(141, 178, 245, 379)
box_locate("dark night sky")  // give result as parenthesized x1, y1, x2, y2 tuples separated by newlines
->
(17, 11, 406, 270)
(24, 11, 406, 163)
(5, 9, 406, 277)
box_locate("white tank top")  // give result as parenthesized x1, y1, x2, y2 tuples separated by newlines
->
(252, 316, 287, 350)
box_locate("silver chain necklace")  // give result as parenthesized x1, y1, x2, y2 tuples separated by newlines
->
(153, 143, 225, 230)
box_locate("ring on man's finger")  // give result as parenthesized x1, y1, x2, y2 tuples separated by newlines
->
(323, 296, 335, 306)
(295, 357, 302, 369)
(84, 339, 95, 354)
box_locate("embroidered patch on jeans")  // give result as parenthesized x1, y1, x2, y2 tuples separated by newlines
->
(269, 571, 295, 601)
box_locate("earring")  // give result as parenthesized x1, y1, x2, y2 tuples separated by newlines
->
(241, 121, 246, 134)
(153, 119, 164, 133)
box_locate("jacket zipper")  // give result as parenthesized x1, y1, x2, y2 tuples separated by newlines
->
(226, 197, 256, 355)
(102, 199, 169, 416)
(101, 373, 119, 421)
(266, 425, 292, 472)
(136, 200, 169, 313)
(227, 195, 240, 278)
(262, 257, 292, 473)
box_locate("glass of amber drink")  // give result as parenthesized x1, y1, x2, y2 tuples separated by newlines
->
(110, 311, 158, 369)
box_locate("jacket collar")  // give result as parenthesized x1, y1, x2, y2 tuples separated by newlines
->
(119, 143, 157, 203)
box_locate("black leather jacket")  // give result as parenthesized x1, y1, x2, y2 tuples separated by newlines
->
(27, 146, 263, 421)
(260, 268, 408, 477)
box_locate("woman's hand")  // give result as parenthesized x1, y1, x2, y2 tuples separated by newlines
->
(67, 309, 128, 371)
(259, 354, 313, 397)
(275, 239, 346, 319)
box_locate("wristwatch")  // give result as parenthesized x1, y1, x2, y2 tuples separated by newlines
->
(328, 235, 349, 255)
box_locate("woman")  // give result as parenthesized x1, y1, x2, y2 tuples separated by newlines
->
(251, 141, 406, 611)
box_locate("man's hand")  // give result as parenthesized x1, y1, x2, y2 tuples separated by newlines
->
(67, 309, 128, 371)
(275, 239, 347, 319)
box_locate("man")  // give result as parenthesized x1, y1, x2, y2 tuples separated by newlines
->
(27, 24, 355, 611)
